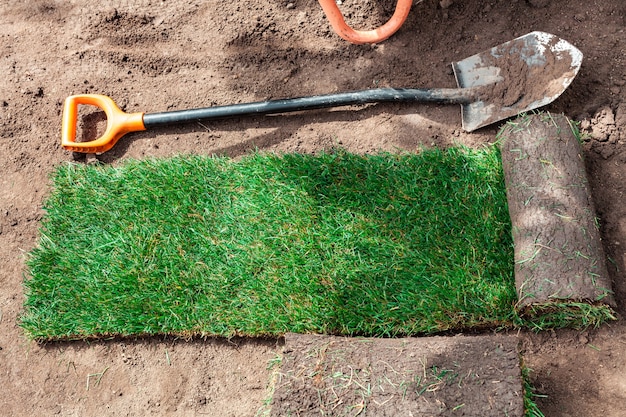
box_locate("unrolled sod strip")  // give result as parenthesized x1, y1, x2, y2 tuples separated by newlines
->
(499, 113, 615, 309)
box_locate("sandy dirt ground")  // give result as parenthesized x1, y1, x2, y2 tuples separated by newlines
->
(0, 0, 624, 415)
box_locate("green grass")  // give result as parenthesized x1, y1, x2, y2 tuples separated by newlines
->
(515, 302, 616, 332)
(20, 147, 526, 340)
(522, 364, 546, 417)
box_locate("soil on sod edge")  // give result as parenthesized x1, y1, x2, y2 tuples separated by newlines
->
(1, 1, 626, 416)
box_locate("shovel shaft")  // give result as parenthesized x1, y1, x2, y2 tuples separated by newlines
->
(61, 32, 582, 154)
(61, 88, 475, 153)
(143, 88, 474, 128)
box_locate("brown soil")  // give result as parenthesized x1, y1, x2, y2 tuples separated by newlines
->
(473, 33, 581, 124)
(0, 0, 624, 416)
(273, 333, 523, 416)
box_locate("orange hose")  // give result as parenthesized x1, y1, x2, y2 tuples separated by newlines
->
(318, 0, 412, 44)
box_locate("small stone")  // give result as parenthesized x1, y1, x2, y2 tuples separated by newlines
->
(286, 3, 295, 9)
(527, 0, 550, 8)
(579, 119, 591, 130)
(440, 0, 454, 9)
(86, 153, 99, 164)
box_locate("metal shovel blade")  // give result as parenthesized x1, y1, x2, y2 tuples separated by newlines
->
(452, 31, 583, 131)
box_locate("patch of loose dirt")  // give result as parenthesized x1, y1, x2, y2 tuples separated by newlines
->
(273, 334, 523, 416)
(1, 0, 625, 416)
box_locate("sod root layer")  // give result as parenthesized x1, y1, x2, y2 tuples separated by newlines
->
(499, 113, 616, 315)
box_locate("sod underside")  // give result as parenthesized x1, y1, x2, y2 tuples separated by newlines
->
(23, 148, 517, 340)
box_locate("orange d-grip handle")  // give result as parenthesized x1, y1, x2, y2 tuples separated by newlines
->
(61, 94, 146, 154)
(318, 0, 412, 45)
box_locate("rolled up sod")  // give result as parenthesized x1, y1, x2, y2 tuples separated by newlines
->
(499, 113, 615, 310)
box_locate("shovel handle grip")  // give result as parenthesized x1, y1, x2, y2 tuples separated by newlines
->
(62, 94, 146, 154)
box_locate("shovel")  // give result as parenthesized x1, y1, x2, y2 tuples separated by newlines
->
(62, 31, 582, 154)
